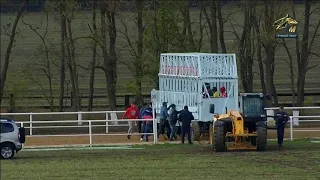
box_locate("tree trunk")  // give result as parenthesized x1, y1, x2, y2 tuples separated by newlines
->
(135, 0, 144, 105)
(59, 5, 67, 111)
(282, 39, 296, 106)
(238, 2, 254, 93)
(210, 1, 218, 52)
(43, 12, 54, 111)
(296, 0, 311, 107)
(217, 0, 227, 53)
(65, 27, 77, 110)
(263, 1, 278, 106)
(66, 18, 80, 111)
(88, 0, 97, 111)
(0, 1, 26, 104)
(253, 12, 266, 94)
(202, 0, 218, 53)
(100, 0, 117, 110)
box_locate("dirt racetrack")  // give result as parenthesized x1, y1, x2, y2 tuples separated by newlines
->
(24, 128, 320, 147)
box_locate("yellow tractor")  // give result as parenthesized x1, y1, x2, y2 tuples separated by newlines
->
(209, 93, 268, 152)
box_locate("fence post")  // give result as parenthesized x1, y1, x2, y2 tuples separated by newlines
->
(152, 106, 158, 144)
(105, 113, 109, 133)
(89, 121, 92, 147)
(29, 113, 33, 136)
(290, 115, 293, 141)
(78, 112, 82, 125)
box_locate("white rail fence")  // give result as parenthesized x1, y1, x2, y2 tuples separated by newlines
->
(265, 106, 320, 141)
(0, 106, 319, 146)
(0, 110, 159, 146)
(0, 111, 126, 135)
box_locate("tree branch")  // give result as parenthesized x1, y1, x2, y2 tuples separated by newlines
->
(306, 20, 320, 56)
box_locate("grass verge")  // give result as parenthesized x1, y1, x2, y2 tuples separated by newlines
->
(1, 139, 320, 180)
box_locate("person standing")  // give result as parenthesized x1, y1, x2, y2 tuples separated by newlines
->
(167, 104, 181, 141)
(178, 106, 194, 144)
(122, 102, 140, 139)
(275, 106, 290, 148)
(158, 102, 171, 139)
(138, 103, 148, 141)
(142, 103, 154, 142)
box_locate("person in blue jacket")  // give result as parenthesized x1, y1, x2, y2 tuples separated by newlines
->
(138, 103, 148, 141)
(142, 103, 155, 142)
(275, 106, 290, 148)
(158, 102, 172, 139)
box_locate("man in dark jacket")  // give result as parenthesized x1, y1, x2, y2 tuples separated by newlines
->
(167, 104, 182, 141)
(178, 106, 194, 144)
(275, 106, 290, 148)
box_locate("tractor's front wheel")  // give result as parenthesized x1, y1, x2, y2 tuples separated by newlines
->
(192, 121, 201, 141)
(214, 121, 226, 152)
(256, 122, 267, 151)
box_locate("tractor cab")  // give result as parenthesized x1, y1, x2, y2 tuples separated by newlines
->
(239, 93, 267, 122)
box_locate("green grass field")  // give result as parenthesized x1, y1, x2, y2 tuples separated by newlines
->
(1, 139, 320, 180)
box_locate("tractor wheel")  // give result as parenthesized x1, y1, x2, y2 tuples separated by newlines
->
(214, 121, 226, 152)
(256, 124, 267, 151)
(192, 121, 201, 141)
(209, 123, 214, 146)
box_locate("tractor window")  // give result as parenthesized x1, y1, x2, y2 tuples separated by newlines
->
(0, 123, 15, 133)
(242, 96, 264, 117)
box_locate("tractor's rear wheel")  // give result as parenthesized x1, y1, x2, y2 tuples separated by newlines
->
(192, 121, 201, 141)
(214, 121, 226, 152)
(256, 123, 267, 151)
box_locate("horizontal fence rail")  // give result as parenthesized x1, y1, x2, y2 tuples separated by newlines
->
(15, 119, 159, 146)
(0, 111, 126, 135)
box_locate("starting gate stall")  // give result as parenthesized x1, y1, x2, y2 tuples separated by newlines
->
(151, 53, 239, 135)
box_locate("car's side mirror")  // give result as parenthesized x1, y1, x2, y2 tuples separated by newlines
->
(209, 104, 215, 114)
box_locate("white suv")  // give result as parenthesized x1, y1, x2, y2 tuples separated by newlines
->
(0, 119, 25, 159)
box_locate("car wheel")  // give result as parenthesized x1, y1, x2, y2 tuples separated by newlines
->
(0, 143, 15, 159)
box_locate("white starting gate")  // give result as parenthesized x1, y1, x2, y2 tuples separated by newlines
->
(151, 53, 239, 122)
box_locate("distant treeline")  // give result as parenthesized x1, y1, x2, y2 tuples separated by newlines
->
(0, 0, 306, 13)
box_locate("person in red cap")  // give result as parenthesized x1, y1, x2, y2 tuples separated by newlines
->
(122, 102, 140, 139)
(220, 86, 228, 97)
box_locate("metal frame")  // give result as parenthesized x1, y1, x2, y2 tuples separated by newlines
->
(156, 53, 239, 120)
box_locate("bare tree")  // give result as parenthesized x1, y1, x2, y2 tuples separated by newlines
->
(281, 39, 296, 106)
(0, 0, 27, 104)
(252, 7, 266, 94)
(22, 11, 55, 111)
(231, 1, 256, 93)
(217, 0, 227, 53)
(202, 0, 218, 52)
(291, 0, 320, 106)
(119, 0, 145, 105)
(57, 0, 67, 111)
(261, 0, 279, 106)
(88, 0, 98, 111)
(98, 0, 118, 110)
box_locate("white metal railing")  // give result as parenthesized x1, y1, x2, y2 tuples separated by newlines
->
(265, 106, 320, 141)
(16, 118, 159, 146)
(0, 111, 125, 136)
